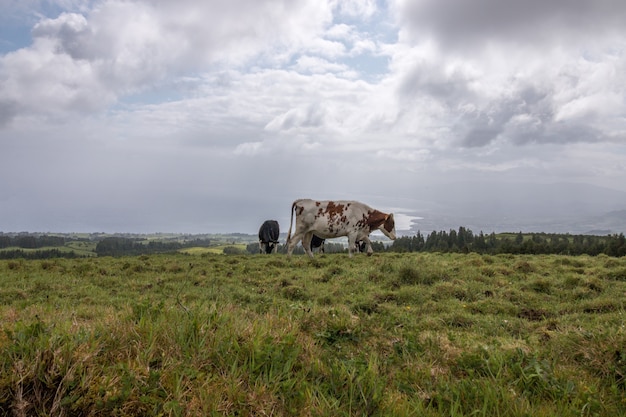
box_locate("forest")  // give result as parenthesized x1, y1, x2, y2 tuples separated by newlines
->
(387, 228, 626, 257)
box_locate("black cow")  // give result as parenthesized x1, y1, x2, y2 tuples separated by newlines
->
(355, 240, 366, 253)
(258, 220, 280, 254)
(311, 234, 325, 254)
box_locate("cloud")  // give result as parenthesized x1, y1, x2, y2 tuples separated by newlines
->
(396, 0, 626, 49)
(0, 0, 336, 125)
(385, 0, 626, 150)
(291, 55, 353, 75)
(333, 0, 378, 19)
(376, 148, 431, 162)
(0, 99, 18, 127)
(234, 141, 264, 156)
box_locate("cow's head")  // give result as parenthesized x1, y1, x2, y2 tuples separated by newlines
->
(380, 213, 396, 240)
(259, 240, 278, 254)
(367, 210, 397, 240)
(267, 241, 277, 254)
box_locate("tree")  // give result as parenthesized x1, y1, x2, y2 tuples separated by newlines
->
(606, 233, 626, 257)
(474, 232, 487, 253)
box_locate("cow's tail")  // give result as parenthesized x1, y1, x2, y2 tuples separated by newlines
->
(286, 200, 297, 245)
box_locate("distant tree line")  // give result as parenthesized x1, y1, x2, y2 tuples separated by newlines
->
(246, 229, 625, 257)
(2, 230, 624, 259)
(388, 228, 626, 257)
(0, 234, 82, 259)
(0, 234, 214, 259)
(0, 234, 67, 249)
(95, 237, 212, 257)
(0, 249, 83, 260)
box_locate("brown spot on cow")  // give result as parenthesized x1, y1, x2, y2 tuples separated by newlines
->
(366, 210, 388, 232)
(324, 201, 346, 219)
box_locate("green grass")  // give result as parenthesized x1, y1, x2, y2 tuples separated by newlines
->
(0, 243, 98, 257)
(1, 253, 626, 416)
(179, 244, 248, 255)
(64, 241, 98, 255)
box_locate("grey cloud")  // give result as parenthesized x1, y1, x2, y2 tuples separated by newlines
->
(399, 0, 626, 48)
(266, 103, 327, 131)
(32, 12, 93, 60)
(0, 100, 18, 127)
(399, 65, 470, 103)
(451, 81, 614, 147)
(462, 127, 502, 148)
(398, 62, 554, 147)
(457, 103, 609, 148)
(398, 50, 616, 148)
(540, 123, 607, 145)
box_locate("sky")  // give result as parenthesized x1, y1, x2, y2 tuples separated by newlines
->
(1, 0, 625, 235)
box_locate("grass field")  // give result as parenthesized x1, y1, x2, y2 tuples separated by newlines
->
(1, 252, 625, 416)
(179, 244, 249, 255)
(0, 242, 98, 257)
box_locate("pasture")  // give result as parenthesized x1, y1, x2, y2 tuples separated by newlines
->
(1, 252, 625, 416)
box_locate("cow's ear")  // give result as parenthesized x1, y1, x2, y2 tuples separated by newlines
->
(385, 213, 395, 229)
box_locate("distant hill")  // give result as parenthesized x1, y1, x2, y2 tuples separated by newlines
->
(580, 210, 626, 235)
(406, 182, 626, 235)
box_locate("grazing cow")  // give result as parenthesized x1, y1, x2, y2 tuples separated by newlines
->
(286, 199, 396, 258)
(258, 220, 280, 254)
(311, 234, 325, 254)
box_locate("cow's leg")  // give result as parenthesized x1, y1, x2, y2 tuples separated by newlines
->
(287, 232, 303, 256)
(362, 236, 374, 256)
(259, 241, 264, 254)
(347, 234, 357, 258)
(302, 232, 315, 259)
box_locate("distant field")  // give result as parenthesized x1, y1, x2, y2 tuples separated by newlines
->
(0, 243, 97, 257)
(179, 244, 248, 255)
(63, 241, 98, 256)
(1, 252, 625, 416)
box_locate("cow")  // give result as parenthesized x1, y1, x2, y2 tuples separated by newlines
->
(355, 240, 367, 253)
(311, 234, 325, 254)
(258, 220, 280, 254)
(286, 199, 396, 258)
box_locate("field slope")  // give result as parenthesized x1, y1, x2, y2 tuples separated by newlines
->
(1, 253, 625, 416)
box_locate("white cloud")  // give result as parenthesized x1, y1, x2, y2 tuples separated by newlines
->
(0, 0, 337, 124)
(291, 55, 352, 75)
(234, 141, 264, 156)
(376, 149, 431, 162)
(332, 0, 378, 19)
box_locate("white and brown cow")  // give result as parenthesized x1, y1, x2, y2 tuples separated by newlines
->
(286, 199, 396, 258)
